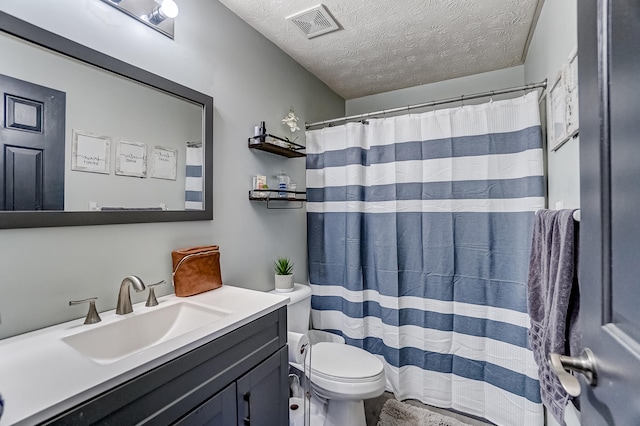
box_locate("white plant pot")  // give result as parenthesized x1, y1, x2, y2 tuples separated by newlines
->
(275, 274, 294, 292)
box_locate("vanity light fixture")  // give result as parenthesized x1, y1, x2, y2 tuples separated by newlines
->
(146, 0, 179, 25)
(100, 0, 178, 39)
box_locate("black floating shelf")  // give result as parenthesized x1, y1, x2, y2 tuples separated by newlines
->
(248, 134, 306, 158)
(248, 190, 307, 209)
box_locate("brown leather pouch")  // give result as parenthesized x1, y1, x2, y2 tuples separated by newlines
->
(171, 245, 222, 297)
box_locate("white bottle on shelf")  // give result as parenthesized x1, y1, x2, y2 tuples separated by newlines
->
(277, 170, 289, 198)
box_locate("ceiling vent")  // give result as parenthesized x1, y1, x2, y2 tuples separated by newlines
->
(286, 4, 340, 39)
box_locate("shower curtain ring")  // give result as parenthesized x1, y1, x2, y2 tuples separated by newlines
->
(490, 91, 495, 103)
(461, 95, 465, 108)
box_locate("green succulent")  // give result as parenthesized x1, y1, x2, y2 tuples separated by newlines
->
(273, 257, 294, 275)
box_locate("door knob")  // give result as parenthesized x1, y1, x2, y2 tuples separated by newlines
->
(549, 348, 597, 397)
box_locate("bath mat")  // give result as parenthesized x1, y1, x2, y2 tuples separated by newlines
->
(377, 399, 472, 426)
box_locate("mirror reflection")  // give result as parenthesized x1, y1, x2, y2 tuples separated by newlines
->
(0, 29, 204, 212)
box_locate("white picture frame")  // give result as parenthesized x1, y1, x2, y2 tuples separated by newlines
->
(115, 140, 147, 178)
(71, 129, 110, 174)
(564, 48, 579, 138)
(548, 71, 567, 151)
(150, 146, 177, 180)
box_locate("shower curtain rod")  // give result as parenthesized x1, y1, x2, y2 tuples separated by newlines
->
(305, 79, 548, 130)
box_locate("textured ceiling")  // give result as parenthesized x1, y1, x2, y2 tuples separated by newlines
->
(218, 0, 543, 100)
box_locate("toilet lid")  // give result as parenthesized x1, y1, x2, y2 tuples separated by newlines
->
(305, 342, 384, 381)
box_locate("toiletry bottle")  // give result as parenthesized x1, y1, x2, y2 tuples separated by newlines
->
(277, 170, 289, 198)
(252, 125, 261, 144)
(259, 121, 267, 143)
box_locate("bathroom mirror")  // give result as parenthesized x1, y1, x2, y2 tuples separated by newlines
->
(0, 12, 213, 228)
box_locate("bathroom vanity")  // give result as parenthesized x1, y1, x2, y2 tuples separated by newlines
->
(0, 286, 289, 425)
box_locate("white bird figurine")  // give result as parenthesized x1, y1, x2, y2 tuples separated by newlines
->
(282, 108, 300, 133)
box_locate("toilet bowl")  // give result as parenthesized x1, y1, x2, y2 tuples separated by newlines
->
(272, 284, 386, 426)
(305, 342, 385, 426)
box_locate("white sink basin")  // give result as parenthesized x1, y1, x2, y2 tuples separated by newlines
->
(62, 302, 230, 365)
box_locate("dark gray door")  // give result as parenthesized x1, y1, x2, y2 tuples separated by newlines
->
(578, 0, 640, 424)
(0, 73, 65, 210)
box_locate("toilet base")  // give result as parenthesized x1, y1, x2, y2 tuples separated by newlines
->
(289, 394, 327, 426)
(310, 393, 367, 426)
(324, 398, 366, 426)
(290, 393, 367, 426)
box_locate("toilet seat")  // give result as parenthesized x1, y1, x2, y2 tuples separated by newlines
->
(307, 342, 384, 380)
(305, 342, 386, 400)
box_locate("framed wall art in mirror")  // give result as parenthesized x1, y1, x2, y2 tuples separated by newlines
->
(115, 140, 147, 179)
(71, 130, 111, 175)
(151, 147, 178, 181)
(0, 11, 213, 228)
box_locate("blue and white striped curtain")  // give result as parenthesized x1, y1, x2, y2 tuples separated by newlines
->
(306, 92, 545, 426)
(185, 144, 203, 210)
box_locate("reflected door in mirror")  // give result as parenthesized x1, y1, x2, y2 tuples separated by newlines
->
(0, 74, 65, 210)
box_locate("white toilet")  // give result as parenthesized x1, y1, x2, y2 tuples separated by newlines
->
(274, 284, 386, 426)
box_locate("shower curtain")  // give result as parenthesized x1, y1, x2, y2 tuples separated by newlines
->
(185, 144, 203, 210)
(306, 92, 545, 426)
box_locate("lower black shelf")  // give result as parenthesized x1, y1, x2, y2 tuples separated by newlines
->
(248, 190, 306, 209)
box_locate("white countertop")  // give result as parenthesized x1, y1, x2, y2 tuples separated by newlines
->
(0, 285, 288, 426)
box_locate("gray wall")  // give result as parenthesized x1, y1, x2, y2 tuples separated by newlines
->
(524, 0, 580, 210)
(525, 2, 581, 424)
(346, 66, 525, 115)
(0, 0, 344, 339)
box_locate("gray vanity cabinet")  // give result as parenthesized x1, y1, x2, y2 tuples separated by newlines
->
(43, 307, 288, 426)
(177, 348, 289, 426)
(236, 347, 289, 426)
(175, 383, 237, 426)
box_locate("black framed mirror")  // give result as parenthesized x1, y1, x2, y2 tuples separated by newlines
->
(0, 11, 213, 228)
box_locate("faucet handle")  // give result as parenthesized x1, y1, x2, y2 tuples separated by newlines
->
(145, 280, 166, 307)
(69, 297, 102, 324)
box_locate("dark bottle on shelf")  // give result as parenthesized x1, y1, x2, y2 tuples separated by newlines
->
(259, 121, 267, 143)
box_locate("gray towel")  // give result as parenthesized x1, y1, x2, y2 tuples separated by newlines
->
(527, 209, 581, 426)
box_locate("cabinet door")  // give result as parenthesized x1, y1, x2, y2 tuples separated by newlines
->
(174, 383, 237, 426)
(236, 347, 288, 426)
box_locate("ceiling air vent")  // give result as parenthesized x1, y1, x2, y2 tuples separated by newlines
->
(286, 4, 340, 39)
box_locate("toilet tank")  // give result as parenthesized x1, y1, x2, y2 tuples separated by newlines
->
(273, 283, 312, 334)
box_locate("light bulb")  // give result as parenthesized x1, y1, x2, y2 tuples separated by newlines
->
(160, 0, 179, 19)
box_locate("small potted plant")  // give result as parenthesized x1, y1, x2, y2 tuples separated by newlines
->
(274, 257, 294, 292)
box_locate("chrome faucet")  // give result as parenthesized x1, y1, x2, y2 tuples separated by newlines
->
(116, 275, 146, 315)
